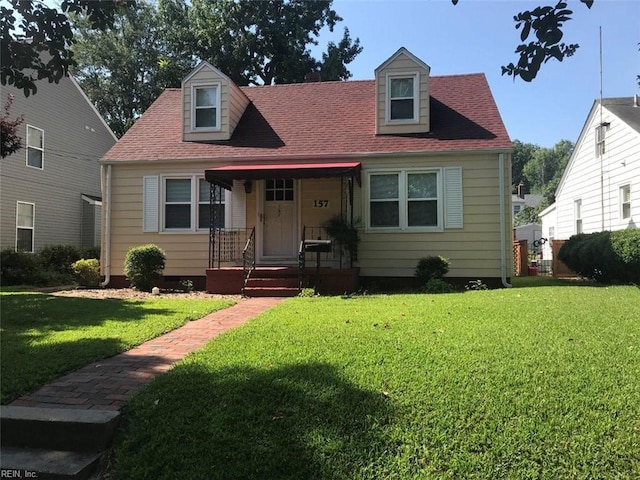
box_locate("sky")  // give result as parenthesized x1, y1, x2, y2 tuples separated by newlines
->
(317, 0, 639, 148)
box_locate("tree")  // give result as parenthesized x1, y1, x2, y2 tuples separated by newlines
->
(72, 1, 193, 136)
(453, 0, 594, 82)
(522, 139, 573, 202)
(171, 0, 362, 86)
(1, 0, 134, 96)
(1, 93, 24, 158)
(511, 140, 540, 193)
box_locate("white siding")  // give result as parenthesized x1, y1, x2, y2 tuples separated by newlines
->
(553, 103, 640, 240)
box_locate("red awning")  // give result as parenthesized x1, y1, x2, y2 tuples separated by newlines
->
(205, 162, 361, 190)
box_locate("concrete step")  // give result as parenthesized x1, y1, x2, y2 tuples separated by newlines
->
(0, 446, 102, 480)
(1, 406, 120, 452)
(243, 286, 300, 297)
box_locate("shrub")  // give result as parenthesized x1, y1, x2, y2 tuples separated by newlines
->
(466, 279, 488, 291)
(39, 244, 82, 275)
(72, 259, 101, 287)
(559, 230, 639, 283)
(0, 249, 41, 286)
(179, 279, 194, 292)
(82, 246, 101, 260)
(124, 244, 166, 292)
(415, 256, 450, 285)
(424, 278, 455, 294)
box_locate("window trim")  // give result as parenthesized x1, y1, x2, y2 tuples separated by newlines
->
(365, 168, 443, 232)
(26, 125, 44, 170)
(620, 184, 631, 220)
(190, 83, 221, 132)
(385, 72, 420, 124)
(595, 123, 607, 157)
(574, 199, 583, 234)
(161, 175, 228, 233)
(16, 201, 35, 253)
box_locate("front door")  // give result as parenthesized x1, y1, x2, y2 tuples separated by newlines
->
(262, 179, 297, 260)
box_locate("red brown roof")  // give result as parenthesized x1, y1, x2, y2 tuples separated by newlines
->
(102, 73, 511, 162)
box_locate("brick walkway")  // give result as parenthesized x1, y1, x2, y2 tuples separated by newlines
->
(10, 297, 285, 411)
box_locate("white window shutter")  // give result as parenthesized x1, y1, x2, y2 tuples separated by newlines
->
(143, 176, 159, 232)
(231, 180, 246, 229)
(444, 167, 463, 228)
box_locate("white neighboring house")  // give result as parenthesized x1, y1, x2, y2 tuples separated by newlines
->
(539, 96, 640, 261)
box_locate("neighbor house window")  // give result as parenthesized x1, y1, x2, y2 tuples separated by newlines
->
(192, 85, 220, 130)
(620, 184, 631, 220)
(595, 124, 607, 156)
(574, 199, 582, 234)
(368, 170, 441, 230)
(16, 202, 35, 252)
(163, 176, 225, 231)
(26, 125, 44, 169)
(387, 74, 418, 122)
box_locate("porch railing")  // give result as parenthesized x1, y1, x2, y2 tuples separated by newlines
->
(210, 228, 254, 268)
(242, 227, 256, 289)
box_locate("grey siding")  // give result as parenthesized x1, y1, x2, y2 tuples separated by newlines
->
(0, 78, 116, 251)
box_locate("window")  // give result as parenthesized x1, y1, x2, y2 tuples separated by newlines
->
(16, 202, 35, 252)
(387, 74, 418, 122)
(620, 184, 631, 220)
(163, 177, 225, 231)
(574, 199, 582, 234)
(513, 205, 521, 215)
(26, 125, 44, 169)
(595, 124, 607, 156)
(192, 85, 220, 130)
(368, 170, 442, 230)
(198, 178, 225, 229)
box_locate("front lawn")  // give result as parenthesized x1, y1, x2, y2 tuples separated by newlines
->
(0, 292, 234, 403)
(113, 283, 640, 479)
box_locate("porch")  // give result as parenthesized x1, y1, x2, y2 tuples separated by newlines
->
(204, 161, 361, 296)
(205, 227, 360, 296)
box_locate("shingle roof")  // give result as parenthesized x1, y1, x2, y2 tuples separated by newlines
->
(102, 73, 511, 162)
(601, 97, 640, 134)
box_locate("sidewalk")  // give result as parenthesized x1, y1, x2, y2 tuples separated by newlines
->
(9, 297, 285, 411)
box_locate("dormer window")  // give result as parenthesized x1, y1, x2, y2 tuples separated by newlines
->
(192, 84, 220, 130)
(387, 73, 419, 123)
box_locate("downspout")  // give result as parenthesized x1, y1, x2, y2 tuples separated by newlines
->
(498, 153, 512, 287)
(100, 165, 112, 287)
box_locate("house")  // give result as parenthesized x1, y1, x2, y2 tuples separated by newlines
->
(100, 48, 513, 294)
(539, 96, 639, 264)
(511, 184, 544, 221)
(0, 77, 117, 253)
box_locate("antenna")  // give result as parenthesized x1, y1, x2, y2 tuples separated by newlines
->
(599, 26, 605, 231)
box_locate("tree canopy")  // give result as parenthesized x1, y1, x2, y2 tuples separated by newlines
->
(1, 0, 134, 96)
(72, 1, 192, 137)
(70, 0, 362, 136)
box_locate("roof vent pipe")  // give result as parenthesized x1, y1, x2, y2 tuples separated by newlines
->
(634, 95, 639, 107)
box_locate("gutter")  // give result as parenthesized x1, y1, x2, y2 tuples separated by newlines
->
(100, 165, 112, 287)
(498, 153, 512, 288)
(99, 148, 514, 166)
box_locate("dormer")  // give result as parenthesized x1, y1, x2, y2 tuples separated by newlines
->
(182, 61, 250, 142)
(375, 47, 430, 135)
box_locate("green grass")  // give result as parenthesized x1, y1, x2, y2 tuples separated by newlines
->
(0, 292, 234, 403)
(112, 283, 640, 479)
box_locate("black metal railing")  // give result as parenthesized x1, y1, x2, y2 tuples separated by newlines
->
(210, 228, 254, 268)
(242, 227, 256, 289)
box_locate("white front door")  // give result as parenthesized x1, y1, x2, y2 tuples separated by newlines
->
(262, 179, 297, 260)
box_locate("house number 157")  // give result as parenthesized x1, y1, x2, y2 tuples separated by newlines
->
(313, 200, 329, 208)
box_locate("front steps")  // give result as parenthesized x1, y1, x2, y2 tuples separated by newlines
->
(243, 267, 300, 297)
(0, 406, 120, 480)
